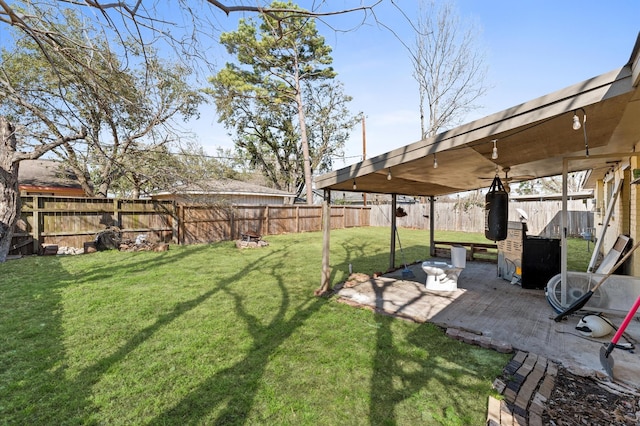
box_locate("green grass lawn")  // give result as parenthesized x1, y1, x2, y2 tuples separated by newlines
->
(0, 227, 590, 425)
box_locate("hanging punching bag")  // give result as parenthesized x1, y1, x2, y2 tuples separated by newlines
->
(485, 175, 508, 241)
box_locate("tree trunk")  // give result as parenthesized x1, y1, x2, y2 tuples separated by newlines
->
(295, 86, 314, 205)
(60, 143, 96, 197)
(97, 181, 110, 198)
(0, 117, 20, 263)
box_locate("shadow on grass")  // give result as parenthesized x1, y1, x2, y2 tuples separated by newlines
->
(148, 244, 328, 425)
(330, 236, 493, 422)
(1, 255, 84, 424)
(64, 243, 211, 284)
(2, 241, 331, 425)
(0, 244, 270, 424)
(2, 230, 464, 424)
(367, 273, 502, 425)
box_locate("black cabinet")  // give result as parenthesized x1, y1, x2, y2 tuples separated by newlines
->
(521, 237, 560, 289)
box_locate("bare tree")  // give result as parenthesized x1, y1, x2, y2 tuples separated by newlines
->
(0, 1, 384, 65)
(0, 0, 387, 261)
(516, 172, 586, 196)
(1, 8, 204, 198)
(410, 0, 488, 139)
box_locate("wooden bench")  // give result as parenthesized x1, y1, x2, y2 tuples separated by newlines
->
(433, 240, 498, 263)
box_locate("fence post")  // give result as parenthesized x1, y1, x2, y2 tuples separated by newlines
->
(296, 205, 300, 233)
(230, 205, 235, 240)
(265, 205, 269, 236)
(32, 195, 40, 254)
(178, 204, 185, 245)
(172, 202, 179, 245)
(113, 198, 121, 227)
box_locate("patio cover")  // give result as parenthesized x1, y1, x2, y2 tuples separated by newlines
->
(315, 33, 640, 293)
(315, 34, 640, 197)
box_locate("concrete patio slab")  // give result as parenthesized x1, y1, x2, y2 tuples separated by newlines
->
(337, 260, 640, 391)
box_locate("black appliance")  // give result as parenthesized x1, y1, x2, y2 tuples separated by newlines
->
(521, 237, 560, 289)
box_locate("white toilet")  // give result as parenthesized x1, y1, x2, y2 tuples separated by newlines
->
(421, 246, 466, 291)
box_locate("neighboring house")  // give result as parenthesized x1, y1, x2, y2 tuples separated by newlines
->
(18, 159, 87, 197)
(151, 179, 295, 205)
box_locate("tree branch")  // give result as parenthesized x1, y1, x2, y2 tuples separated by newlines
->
(13, 127, 87, 162)
(205, 0, 382, 18)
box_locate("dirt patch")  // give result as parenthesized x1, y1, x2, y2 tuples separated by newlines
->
(542, 367, 640, 425)
(342, 272, 372, 288)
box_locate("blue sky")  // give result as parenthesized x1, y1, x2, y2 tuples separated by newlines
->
(190, 1, 639, 169)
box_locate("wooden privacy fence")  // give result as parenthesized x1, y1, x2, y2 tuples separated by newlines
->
(9, 195, 590, 256)
(10, 196, 371, 255)
(11, 196, 176, 255)
(177, 204, 370, 245)
(370, 199, 594, 238)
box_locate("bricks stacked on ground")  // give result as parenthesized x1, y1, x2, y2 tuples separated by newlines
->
(445, 328, 513, 353)
(486, 351, 557, 426)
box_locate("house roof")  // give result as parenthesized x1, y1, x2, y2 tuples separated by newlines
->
(315, 33, 640, 197)
(154, 178, 295, 198)
(18, 159, 83, 190)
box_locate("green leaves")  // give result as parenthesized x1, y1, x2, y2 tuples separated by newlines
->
(206, 1, 356, 196)
(1, 6, 205, 198)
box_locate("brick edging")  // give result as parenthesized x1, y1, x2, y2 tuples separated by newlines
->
(486, 350, 557, 426)
(442, 329, 558, 425)
(445, 327, 513, 353)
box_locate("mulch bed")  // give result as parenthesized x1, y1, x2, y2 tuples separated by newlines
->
(542, 367, 639, 425)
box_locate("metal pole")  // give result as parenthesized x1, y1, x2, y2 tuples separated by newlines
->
(362, 116, 367, 207)
(561, 158, 568, 305)
(429, 196, 436, 257)
(390, 194, 397, 270)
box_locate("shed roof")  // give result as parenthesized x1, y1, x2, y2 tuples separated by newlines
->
(315, 33, 640, 197)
